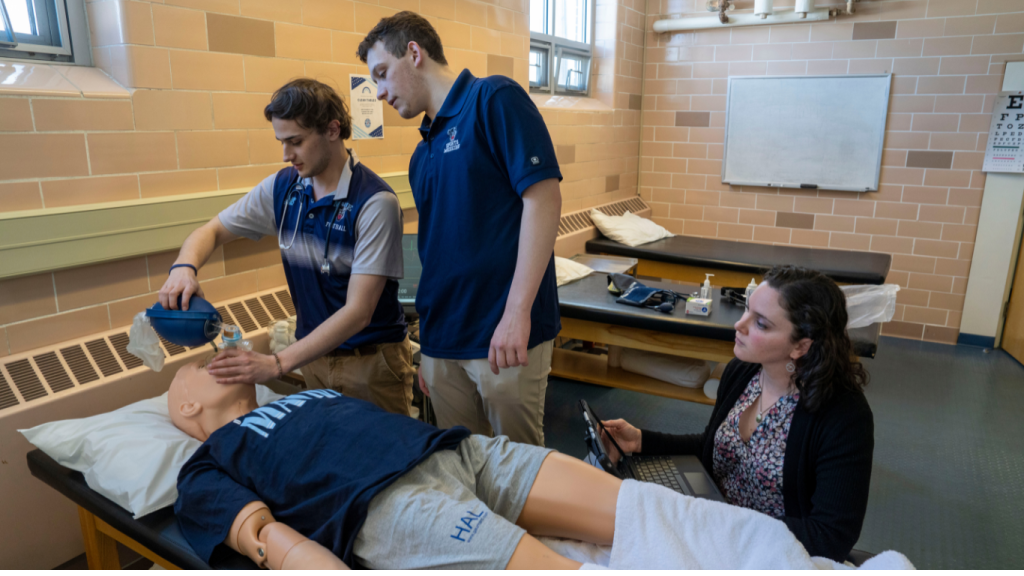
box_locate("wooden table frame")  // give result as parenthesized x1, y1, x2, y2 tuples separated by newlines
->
(551, 316, 737, 406)
(78, 506, 181, 570)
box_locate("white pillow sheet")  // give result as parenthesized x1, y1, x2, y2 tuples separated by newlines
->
(20, 385, 284, 519)
(590, 209, 673, 247)
(555, 256, 594, 287)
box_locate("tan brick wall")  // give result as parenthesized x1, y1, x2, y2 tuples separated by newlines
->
(641, 0, 1024, 344)
(543, 0, 646, 214)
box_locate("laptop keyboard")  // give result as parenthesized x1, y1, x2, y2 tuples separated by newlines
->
(634, 457, 689, 495)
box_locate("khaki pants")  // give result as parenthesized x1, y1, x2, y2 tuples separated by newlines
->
(300, 335, 415, 417)
(420, 340, 553, 446)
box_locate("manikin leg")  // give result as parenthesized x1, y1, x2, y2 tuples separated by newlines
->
(504, 453, 623, 569)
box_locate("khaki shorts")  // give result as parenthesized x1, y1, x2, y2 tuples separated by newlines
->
(300, 335, 415, 416)
(420, 340, 554, 446)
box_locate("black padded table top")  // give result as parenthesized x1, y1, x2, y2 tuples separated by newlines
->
(27, 450, 254, 570)
(558, 274, 880, 358)
(586, 236, 892, 285)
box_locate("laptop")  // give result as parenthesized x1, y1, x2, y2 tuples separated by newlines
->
(580, 399, 724, 501)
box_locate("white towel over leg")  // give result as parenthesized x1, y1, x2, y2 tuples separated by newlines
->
(606, 480, 914, 570)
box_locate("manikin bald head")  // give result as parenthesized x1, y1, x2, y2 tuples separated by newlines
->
(168, 361, 258, 442)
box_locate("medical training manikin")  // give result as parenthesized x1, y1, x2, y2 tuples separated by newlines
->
(166, 362, 620, 570)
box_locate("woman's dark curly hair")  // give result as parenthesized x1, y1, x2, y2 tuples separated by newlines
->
(763, 265, 869, 412)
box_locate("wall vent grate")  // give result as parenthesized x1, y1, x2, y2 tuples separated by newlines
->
(557, 197, 648, 237)
(599, 197, 646, 216)
(0, 372, 19, 411)
(5, 359, 47, 402)
(558, 212, 594, 236)
(61, 345, 99, 385)
(276, 290, 295, 316)
(228, 302, 258, 333)
(261, 294, 287, 320)
(33, 352, 74, 393)
(217, 306, 235, 327)
(158, 335, 186, 356)
(245, 298, 271, 329)
(85, 339, 123, 377)
(108, 333, 144, 370)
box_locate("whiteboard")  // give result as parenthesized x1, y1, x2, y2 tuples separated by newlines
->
(721, 75, 891, 192)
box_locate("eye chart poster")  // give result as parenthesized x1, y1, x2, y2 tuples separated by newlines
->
(350, 75, 384, 139)
(983, 92, 1024, 173)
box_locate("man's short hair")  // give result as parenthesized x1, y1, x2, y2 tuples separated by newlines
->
(357, 11, 448, 66)
(264, 78, 352, 139)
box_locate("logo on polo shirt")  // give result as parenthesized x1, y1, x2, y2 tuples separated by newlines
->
(444, 127, 460, 153)
(531, 156, 540, 165)
(332, 202, 353, 232)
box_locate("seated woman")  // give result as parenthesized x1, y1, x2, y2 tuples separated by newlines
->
(600, 265, 873, 562)
(167, 360, 621, 570)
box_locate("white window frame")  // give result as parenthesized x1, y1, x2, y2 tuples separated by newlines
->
(529, 0, 595, 97)
(0, 0, 91, 65)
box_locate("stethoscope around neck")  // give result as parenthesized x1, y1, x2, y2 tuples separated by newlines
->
(277, 153, 356, 276)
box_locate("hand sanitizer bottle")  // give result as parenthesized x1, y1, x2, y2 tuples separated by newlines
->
(700, 274, 715, 299)
(745, 278, 758, 302)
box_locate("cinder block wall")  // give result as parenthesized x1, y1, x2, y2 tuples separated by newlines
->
(640, 0, 1024, 344)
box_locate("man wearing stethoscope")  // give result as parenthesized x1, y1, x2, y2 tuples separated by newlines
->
(158, 78, 415, 416)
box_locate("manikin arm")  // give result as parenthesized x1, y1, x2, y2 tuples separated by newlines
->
(226, 501, 349, 570)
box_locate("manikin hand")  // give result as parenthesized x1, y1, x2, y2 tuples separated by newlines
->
(158, 267, 204, 311)
(207, 349, 280, 384)
(228, 501, 348, 569)
(600, 419, 642, 464)
(488, 309, 531, 375)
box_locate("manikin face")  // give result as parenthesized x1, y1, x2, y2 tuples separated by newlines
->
(271, 117, 336, 179)
(733, 283, 810, 366)
(366, 41, 428, 119)
(167, 361, 255, 441)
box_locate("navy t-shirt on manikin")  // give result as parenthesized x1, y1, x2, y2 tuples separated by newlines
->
(174, 390, 470, 566)
(409, 70, 563, 359)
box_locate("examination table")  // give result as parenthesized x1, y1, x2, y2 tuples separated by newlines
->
(27, 448, 254, 569)
(585, 235, 892, 286)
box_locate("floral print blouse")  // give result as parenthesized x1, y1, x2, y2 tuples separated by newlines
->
(712, 370, 800, 519)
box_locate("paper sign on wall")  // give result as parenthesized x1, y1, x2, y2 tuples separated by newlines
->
(350, 74, 384, 140)
(983, 92, 1024, 173)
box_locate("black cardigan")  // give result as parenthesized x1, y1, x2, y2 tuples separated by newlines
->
(640, 359, 874, 561)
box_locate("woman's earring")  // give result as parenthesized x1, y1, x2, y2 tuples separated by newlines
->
(786, 361, 796, 373)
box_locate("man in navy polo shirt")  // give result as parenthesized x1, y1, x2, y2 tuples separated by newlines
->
(158, 79, 416, 416)
(358, 12, 562, 445)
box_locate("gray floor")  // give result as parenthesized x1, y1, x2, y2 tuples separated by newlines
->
(542, 336, 1024, 570)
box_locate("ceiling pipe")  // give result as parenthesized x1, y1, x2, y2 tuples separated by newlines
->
(653, 6, 830, 32)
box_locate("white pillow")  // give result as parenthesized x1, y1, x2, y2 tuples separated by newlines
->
(555, 256, 593, 286)
(20, 385, 284, 519)
(590, 209, 673, 247)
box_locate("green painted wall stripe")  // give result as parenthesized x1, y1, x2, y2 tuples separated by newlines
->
(0, 172, 413, 280)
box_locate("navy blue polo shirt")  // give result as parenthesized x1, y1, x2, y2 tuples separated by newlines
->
(409, 70, 562, 359)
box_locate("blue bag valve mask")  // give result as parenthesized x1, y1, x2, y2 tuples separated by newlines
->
(145, 295, 223, 347)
